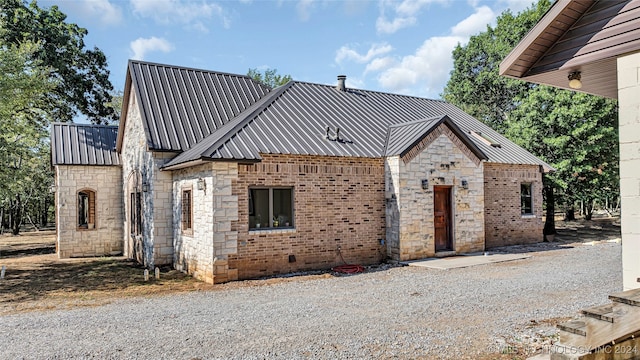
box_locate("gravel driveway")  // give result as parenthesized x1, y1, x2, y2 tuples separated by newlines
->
(2, 241, 621, 359)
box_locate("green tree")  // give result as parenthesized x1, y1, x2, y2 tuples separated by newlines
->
(247, 68, 292, 88)
(442, 0, 551, 133)
(0, 0, 116, 124)
(442, 0, 620, 230)
(0, 41, 56, 234)
(506, 87, 619, 221)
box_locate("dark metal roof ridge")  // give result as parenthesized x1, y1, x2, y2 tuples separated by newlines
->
(161, 81, 294, 169)
(128, 59, 263, 81)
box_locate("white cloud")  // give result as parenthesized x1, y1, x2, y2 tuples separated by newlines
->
(377, 35, 463, 96)
(450, 5, 494, 37)
(296, 0, 316, 21)
(130, 0, 229, 32)
(335, 43, 393, 64)
(69, 0, 123, 26)
(130, 37, 175, 60)
(376, 0, 448, 34)
(374, 5, 498, 97)
(365, 57, 396, 73)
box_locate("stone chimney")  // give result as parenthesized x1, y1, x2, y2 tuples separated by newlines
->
(337, 75, 346, 91)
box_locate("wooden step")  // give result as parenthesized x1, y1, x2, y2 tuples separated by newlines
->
(581, 303, 616, 323)
(609, 287, 640, 307)
(557, 319, 586, 336)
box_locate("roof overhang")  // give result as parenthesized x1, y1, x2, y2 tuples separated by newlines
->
(500, 0, 624, 99)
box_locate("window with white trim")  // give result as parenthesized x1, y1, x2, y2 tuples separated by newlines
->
(249, 187, 294, 230)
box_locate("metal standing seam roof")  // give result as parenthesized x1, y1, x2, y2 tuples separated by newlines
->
(51, 123, 120, 166)
(384, 115, 487, 161)
(162, 79, 553, 171)
(126, 60, 272, 152)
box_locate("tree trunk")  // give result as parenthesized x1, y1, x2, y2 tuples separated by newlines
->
(543, 183, 556, 238)
(584, 198, 594, 220)
(565, 207, 576, 221)
(11, 194, 21, 235)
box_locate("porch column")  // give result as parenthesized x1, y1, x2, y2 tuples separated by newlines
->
(617, 52, 640, 291)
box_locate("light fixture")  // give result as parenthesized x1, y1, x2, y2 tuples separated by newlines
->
(568, 71, 582, 89)
(461, 180, 469, 189)
(421, 179, 429, 190)
(141, 182, 149, 192)
(197, 178, 206, 191)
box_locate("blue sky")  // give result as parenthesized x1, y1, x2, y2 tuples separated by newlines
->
(44, 0, 534, 101)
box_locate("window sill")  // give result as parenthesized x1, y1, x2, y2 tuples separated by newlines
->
(521, 214, 536, 219)
(249, 227, 296, 234)
(182, 230, 194, 237)
(76, 227, 96, 231)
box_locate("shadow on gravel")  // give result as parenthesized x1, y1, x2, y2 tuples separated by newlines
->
(489, 218, 621, 255)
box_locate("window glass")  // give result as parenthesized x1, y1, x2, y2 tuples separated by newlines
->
(249, 188, 293, 229)
(182, 189, 192, 231)
(250, 189, 269, 229)
(78, 190, 95, 228)
(273, 189, 292, 227)
(521, 183, 533, 215)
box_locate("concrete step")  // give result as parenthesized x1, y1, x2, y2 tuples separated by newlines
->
(558, 319, 587, 336)
(581, 303, 616, 323)
(609, 287, 640, 307)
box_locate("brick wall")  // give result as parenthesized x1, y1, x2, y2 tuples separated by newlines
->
(55, 165, 123, 258)
(386, 126, 485, 261)
(483, 162, 544, 248)
(229, 154, 386, 280)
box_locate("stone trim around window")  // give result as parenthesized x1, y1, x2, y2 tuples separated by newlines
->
(77, 188, 96, 231)
(181, 185, 193, 236)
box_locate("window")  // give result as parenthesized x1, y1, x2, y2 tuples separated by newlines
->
(521, 183, 533, 215)
(470, 131, 501, 148)
(249, 187, 293, 230)
(78, 189, 96, 229)
(181, 188, 193, 233)
(130, 191, 142, 235)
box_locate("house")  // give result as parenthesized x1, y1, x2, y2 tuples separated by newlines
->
(500, 0, 640, 356)
(52, 60, 551, 284)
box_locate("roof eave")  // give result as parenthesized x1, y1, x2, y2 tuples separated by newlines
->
(115, 66, 133, 152)
(499, 0, 593, 78)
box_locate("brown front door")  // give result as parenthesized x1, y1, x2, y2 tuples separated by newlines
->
(434, 186, 453, 252)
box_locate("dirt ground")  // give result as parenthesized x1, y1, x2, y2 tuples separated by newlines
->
(0, 230, 215, 315)
(0, 217, 621, 319)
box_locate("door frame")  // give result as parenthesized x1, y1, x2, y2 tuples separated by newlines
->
(433, 185, 454, 252)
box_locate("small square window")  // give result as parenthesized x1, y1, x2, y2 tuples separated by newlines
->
(249, 187, 294, 230)
(521, 183, 533, 215)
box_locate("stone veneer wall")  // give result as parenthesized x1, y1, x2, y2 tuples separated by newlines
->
(55, 165, 123, 258)
(386, 126, 485, 261)
(617, 53, 640, 290)
(172, 162, 238, 284)
(483, 162, 544, 248)
(121, 89, 174, 268)
(228, 154, 385, 281)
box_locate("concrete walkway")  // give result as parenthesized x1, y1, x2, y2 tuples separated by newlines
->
(403, 252, 531, 270)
